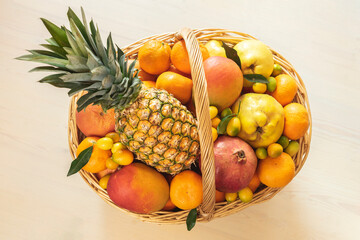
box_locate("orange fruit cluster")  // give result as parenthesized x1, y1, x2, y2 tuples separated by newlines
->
(136, 39, 209, 105)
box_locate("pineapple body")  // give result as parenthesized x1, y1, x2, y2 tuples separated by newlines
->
(116, 87, 199, 174)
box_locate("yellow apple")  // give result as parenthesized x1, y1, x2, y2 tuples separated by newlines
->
(205, 40, 226, 58)
(234, 93, 284, 148)
(233, 40, 274, 87)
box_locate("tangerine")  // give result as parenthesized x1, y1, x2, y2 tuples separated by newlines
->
(133, 60, 157, 81)
(170, 170, 203, 210)
(258, 152, 295, 188)
(156, 71, 193, 104)
(270, 74, 298, 106)
(248, 172, 261, 192)
(171, 40, 209, 74)
(215, 190, 226, 203)
(76, 137, 112, 173)
(283, 103, 309, 140)
(138, 40, 171, 75)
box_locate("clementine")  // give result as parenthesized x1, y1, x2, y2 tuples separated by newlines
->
(258, 152, 295, 188)
(215, 190, 225, 203)
(156, 71, 193, 104)
(283, 103, 309, 140)
(76, 104, 115, 137)
(248, 172, 261, 192)
(270, 74, 298, 106)
(138, 40, 171, 75)
(171, 40, 209, 74)
(133, 60, 157, 81)
(170, 170, 203, 210)
(162, 198, 176, 211)
(76, 137, 112, 173)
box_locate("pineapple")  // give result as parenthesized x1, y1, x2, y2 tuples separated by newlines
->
(17, 8, 199, 174)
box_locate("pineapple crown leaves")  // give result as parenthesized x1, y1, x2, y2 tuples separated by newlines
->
(16, 7, 142, 112)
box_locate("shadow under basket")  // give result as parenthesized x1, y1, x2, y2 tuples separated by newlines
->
(67, 28, 312, 224)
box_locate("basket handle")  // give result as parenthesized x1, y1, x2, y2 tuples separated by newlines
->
(176, 28, 216, 220)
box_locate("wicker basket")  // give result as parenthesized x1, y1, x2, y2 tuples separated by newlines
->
(68, 28, 312, 224)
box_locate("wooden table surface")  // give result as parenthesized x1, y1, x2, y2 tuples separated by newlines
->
(1, 0, 359, 239)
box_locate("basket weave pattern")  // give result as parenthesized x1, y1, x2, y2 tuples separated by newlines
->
(68, 28, 312, 224)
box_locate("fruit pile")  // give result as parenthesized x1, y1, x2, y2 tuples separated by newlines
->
(17, 8, 310, 230)
(72, 38, 309, 212)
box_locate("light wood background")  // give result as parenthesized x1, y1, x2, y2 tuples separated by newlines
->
(1, 0, 359, 239)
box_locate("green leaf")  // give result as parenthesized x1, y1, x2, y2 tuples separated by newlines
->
(40, 44, 67, 58)
(236, 100, 241, 115)
(67, 146, 93, 176)
(29, 66, 67, 72)
(222, 41, 241, 70)
(217, 114, 236, 134)
(16, 54, 68, 68)
(41, 18, 70, 47)
(67, 7, 89, 43)
(69, 18, 89, 57)
(81, 7, 98, 54)
(60, 72, 92, 82)
(45, 37, 59, 46)
(186, 208, 197, 231)
(244, 74, 269, 83)
(94, 26, 108, 66)
(64, 28, 82, 56)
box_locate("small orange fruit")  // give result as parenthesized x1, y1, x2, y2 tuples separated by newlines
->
(267, 143, 283, 158)
(142, 80, 156, 88)
(215, 190, 225, 203)
(138, 40, 171, 75)
(258, 152, 295, 188)
(105, 132, 120, 143)
(170, 170, 203, 210)
(76, 137, 112, 173)
(156, 71, 193, 104)
(168, 64, 191, 78)
(270, 74, 298, 106)
(162, 198, 176, 211)
(171, 40, 209, 74)
(248, 172, 261, 192)
(112, 149, 134, 166)
(127, 59, 157, 81)
(133, 60, 157, 81)
(283, 103, 310, 140)
(211, 117, 221, 129)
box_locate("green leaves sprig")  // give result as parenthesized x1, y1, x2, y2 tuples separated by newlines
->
(186, 208, 197, 231)
(243, 74, 269, 84)
(67, 146, 93, 176)
(222, 41, 241, 70)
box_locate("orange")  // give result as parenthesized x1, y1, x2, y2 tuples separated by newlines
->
(156, 71, 193, 104)
(258, 152, 295, 188)
(138, 40, 171, 75)
(133, 60, 158, 81)
(270, 74, 298, 106)
(248, 172, 261, 192)
(283, 103, 309, 140)
(215, 190, 225, 203)
(162, 198, 176, 211)
(76, 137, 112, 173)
(171, 40, 209, 74)
(142, 80, 156, 88)
(168, 64, 191, 78)
(170, 170, 203, 210)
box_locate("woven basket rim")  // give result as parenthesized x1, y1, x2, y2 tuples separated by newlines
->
(67, 28, 312, 224)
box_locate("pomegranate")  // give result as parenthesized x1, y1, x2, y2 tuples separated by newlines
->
(214, 136, 257, 192)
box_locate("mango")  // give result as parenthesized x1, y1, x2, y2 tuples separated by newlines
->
(107, 163, 169, 214)
(203, 56, 243, 111)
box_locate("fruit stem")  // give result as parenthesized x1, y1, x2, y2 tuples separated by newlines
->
(233, 150, 246, 163)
